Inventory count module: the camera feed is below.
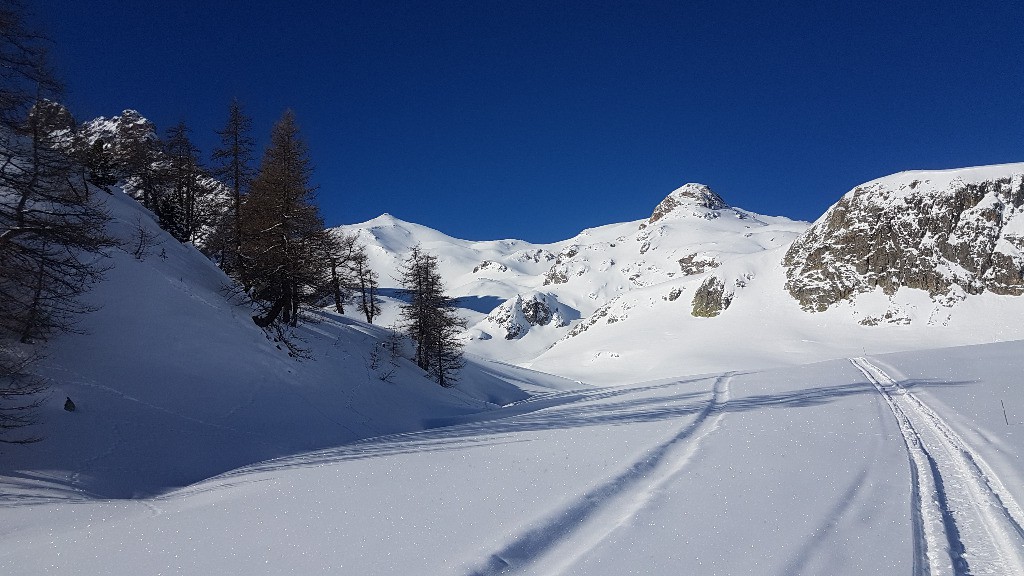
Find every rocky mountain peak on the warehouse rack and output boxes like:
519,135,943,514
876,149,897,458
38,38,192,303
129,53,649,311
79,109,158,151
641,183,728,229
783,163,1024,311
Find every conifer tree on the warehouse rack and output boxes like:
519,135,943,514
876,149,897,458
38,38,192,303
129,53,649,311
80,138,117,188
352,244,382,324
0,19,115,344
326,231,357,314
118,119,167,212
0,102,115,343
399,244,465,386
210,98,254,278
162,121,210,242
323,231,381,323
241,110,330,330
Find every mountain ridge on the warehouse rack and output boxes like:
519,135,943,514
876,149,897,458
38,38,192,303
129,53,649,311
338,161,1024,383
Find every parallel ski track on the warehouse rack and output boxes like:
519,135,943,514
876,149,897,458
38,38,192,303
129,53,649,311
466,373,732,576
852,357,1024,576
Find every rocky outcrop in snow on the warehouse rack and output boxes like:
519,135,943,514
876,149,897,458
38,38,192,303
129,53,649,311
511,248,555,263
472,260,508,274
79,110,158,153
678,253,720,275
691,276,732,317
485,293,570,339
640,183,728,229
784,165,1024,311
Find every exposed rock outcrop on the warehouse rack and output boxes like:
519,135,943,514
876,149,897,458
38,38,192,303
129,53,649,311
485,293,571,340
511,249,555,263
472,260,508,274
691,276,732,317
678,253,720,275
542,265,569,285
784,166,1024,311
640,183,728,229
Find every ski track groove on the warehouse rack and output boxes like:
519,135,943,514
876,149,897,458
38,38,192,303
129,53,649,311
465,373,733,576
852,357,1024,576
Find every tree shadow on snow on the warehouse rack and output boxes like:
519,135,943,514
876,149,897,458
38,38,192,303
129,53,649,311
216,374,975,480
456,295,506,314
0,371,976,503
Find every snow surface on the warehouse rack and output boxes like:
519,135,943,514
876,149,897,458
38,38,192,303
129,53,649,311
0,190,577,500
848,162,1024,208
3,171,1024,574
4,342,1022,574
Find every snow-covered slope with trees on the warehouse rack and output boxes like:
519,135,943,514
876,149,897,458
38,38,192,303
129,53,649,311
0,189,575,499
6,155,1024,575
336,183,808,366
339,166,1024,383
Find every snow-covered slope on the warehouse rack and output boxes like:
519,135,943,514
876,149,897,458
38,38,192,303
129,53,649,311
5,164,1024,575
340,166,1024,384
4,339,1021,574
336,183,806,366
0,190,576,499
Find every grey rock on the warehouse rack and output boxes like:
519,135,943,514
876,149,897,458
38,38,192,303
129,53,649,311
784,172,1024,311
640,183,728,229
678,253,720,275
691,276,732,317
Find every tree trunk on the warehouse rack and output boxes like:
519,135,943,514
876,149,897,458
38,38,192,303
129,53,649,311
331,258,344,314
253,296,287,328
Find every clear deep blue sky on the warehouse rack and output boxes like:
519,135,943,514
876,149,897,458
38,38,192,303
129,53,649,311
35,0,1024,242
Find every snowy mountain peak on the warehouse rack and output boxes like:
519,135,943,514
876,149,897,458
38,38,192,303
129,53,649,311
78,109,158,148
641,183,728,228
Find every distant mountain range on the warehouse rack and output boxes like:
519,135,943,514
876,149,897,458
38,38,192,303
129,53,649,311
337,162,1024,383
74,110,1024,382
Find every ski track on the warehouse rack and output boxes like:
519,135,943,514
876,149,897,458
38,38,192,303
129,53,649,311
852,357,1024,576
465,373,733,576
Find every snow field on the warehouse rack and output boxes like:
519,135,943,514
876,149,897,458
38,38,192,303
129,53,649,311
4,352,974,575
4,169,1024,574
854,356,1024,575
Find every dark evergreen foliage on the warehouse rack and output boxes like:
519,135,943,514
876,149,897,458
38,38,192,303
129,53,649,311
210,99,255,278
398,244,465,387
80,138,117,188
241,110,332,330
162,121,217,243
352,243,382,324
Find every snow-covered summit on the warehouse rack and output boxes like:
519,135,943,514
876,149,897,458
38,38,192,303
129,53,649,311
847,162,1024,207
340,184,807,368
337,163,1024,383
641,183,729,228
78,109,157,148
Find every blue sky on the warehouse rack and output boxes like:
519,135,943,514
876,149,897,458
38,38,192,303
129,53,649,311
37,1,1024,242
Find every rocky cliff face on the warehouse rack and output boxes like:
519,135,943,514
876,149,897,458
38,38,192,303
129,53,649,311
79,110,158,153
784,164,1024,311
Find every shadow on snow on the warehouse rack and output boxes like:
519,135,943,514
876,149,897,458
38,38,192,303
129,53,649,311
0,369,974,505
